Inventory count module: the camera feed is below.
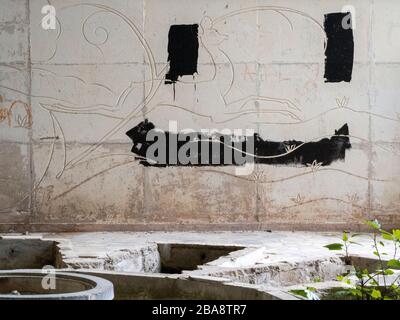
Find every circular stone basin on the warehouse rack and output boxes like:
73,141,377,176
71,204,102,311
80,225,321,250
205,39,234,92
0,270,114,300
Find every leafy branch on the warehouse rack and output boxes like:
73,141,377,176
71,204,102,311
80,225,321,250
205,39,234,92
323,219,400,300
292,220,400,300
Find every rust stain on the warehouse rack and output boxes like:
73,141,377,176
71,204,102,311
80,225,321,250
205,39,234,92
0,94,32,129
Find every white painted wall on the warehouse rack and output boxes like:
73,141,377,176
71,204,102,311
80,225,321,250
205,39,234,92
0,0,399,231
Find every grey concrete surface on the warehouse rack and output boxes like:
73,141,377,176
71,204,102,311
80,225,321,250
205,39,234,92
2,231,397,284
0,270,114,300
0,1,399,231
1,231,398,299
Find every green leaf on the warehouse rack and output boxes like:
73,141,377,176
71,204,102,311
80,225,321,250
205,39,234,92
289,289,308,299
387,259,400,269
289,288,320,300
370,279,379,286
351,233,362,238
379,241,385,246
348,240,361,246
393,230,400,241
370,289,381,299
384,269,394,275
324,243,343,250
333,290,352,298
362,269,370,276
365,219,381,230
350,288,362,297
337,275,352,283
342,232,349,242
381,229,392,236
382,233,394,241
373,251,380,257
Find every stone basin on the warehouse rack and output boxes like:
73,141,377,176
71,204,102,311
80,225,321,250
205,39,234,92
0,270,114,300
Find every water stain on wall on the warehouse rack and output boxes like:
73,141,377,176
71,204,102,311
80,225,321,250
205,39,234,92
324,12,354,83
0,142,30,212
165,24,199,84
126,120,351,167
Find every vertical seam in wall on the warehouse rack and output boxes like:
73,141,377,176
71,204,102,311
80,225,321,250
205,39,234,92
142,0,148,218
367,0,374,221
27,0,33,227
255,1,260,224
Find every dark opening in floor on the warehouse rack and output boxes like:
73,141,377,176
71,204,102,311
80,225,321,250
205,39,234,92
157,243,244,274
0,238,60,270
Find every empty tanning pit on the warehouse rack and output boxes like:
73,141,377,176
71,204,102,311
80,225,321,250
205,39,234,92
0,270,114,300
75,270,279,300
157,243,245,274
0,237,61,270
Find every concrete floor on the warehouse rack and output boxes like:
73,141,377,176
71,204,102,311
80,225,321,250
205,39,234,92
1,231,398,299
41,231,393,266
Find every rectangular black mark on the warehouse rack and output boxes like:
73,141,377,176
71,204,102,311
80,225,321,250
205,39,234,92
165,24,199,84
324,12,354,83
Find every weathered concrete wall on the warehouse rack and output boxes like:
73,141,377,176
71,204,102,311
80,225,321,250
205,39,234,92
0,0,399,231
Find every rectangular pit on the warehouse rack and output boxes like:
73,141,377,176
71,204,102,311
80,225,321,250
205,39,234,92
157,243,244,273
0,237,60,269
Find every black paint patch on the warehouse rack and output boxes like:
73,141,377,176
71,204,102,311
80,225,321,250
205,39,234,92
255,123,351,166
165,24,199,84
125,120,250,167
324,12,354,83
126,120,351,167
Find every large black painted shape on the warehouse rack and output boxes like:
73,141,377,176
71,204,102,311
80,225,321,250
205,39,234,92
126,120,351,167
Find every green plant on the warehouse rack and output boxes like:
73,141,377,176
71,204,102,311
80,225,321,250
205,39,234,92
290,220,400,300
289,287,320,300
323,219,400,300
324,230,361,264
